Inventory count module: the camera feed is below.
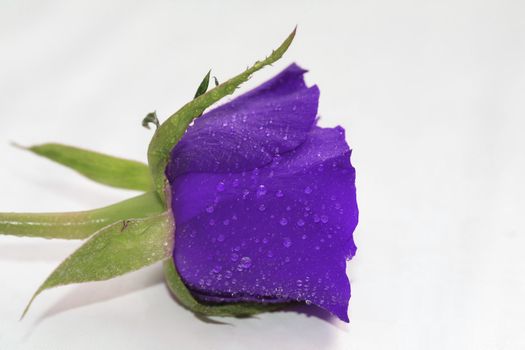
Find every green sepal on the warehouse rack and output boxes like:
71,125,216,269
0,192,163,239
147,27,296,201
20,143,153,191
22,211,174,318
163,259,285,318
142,111,160,130
194,70,211,99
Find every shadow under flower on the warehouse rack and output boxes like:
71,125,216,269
33,265,164,323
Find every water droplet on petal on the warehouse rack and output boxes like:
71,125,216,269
304,186,312,194
231,253,239,262
283,237,292,248
267,250,274,258
216,182,225,192
297,219,305,227
280,218,288,226
223,219,230,226
321,215,329,224
206,205,215,214
305,300,312,305
258,204,266,212
239,256,252,269
275,189,284,198
257,184,267,197
217,234,225,242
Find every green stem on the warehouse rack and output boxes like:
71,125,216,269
0,192,164,239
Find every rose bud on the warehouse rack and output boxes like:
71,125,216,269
0,28,358,323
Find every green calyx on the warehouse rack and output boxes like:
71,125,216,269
22,211,174,319
19,142,155,191
0,28,296,319
147,27,296,201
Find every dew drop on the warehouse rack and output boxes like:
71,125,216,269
283,237,292,248
216,182,225,192
231,253,239,262
206,205,215,214
301,234,308,240
297,219,305,227
217,234,225,242
209,219,216,226
257,184,267,197
313,214,321,223
239,256,252,269
279,218,288,226
258,204,266,212
305,300,312,305
275,189,284,198
304,186,312,194
267,250,274,258
321,215,329,224
223,219,230,226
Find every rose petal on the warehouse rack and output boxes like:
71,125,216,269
166,64,319,179
169,126,358,322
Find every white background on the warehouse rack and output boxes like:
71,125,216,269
1,1,524,349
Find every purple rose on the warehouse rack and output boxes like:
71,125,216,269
1,30,359,323
166,64,358,322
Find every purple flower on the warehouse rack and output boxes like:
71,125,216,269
166,63,358,322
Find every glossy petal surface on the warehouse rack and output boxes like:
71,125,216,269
169,120,358,321
167,64,319,178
